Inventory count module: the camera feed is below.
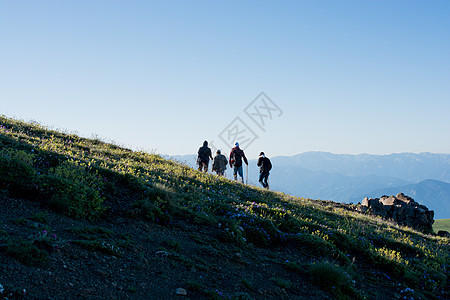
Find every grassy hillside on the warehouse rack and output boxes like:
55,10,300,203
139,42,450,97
434,219,450,233
0,116,448,299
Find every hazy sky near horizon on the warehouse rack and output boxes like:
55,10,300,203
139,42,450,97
1,1,449,159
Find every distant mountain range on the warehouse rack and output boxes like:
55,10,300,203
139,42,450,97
170,152,450,219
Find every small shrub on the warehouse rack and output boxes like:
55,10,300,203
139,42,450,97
132,196,172,224
31,211,49,224
186,280,205,293
118,233,134,248
6,238,48,266
31,229,61,252
242,217,282,247
11,218,28,226
287,233,334,256
271,277,292,289
418,269,447,292
371,248,406,276
241,278,254,290
0,149,35,175
46,161,105,220
213,202,236,217
283,261,305,274
277,214,303,234
189,234,218,246
161,239,181,252
309,262,350,291
217,219,246,246
403,269,420,288
0,149,37,198
72,240,121,256
129,182,183,224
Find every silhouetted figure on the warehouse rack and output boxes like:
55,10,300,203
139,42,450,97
212,149,228,176
229,142,248,183
257,152,272,189
197,140,213,172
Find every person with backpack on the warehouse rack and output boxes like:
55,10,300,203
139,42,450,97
229,142,248,183
197,140,213,173
212,149,228,176
257,151,272,189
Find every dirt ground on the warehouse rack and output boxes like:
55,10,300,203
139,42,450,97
1,195,341,299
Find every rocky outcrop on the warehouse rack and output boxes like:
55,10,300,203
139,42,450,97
357,193,434,232
437,231,450,238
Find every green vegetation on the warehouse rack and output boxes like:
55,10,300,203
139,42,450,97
309,262,360,299
67,226,123,256
434,219,450,233
5,238,48,266
1,213,62,267
0,115,449,299
271,276,293,289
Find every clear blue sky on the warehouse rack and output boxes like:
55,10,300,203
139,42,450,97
1,0,449,159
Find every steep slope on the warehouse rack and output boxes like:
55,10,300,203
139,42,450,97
1,116,449,299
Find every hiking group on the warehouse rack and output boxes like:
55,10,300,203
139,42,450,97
197,141,272,189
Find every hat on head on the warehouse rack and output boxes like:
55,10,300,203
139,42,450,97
259,152,265,156
235,142,239,147
217,149,221,154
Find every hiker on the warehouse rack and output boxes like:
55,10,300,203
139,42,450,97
197,140,213,173
229,142,248,183
257,152,272,189
212,149,228,176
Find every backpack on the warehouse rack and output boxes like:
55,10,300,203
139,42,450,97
263,157,272,173
231,148,243,167
198,146,210,163
213,154,227,171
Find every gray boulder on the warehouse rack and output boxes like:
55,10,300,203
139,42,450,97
437,231,450,238
357,193,434,231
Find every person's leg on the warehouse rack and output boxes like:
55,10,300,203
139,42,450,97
238,166,244,183
199,162,207,172
259,172,265,187
263,173,269,188
233,166,238,180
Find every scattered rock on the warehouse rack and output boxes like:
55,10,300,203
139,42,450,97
437,230,450,238
176,288,187,296
95,269,108,277
357,193,434,231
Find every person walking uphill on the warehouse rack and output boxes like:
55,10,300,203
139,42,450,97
257,152,272,189
197,140,213,173
212,149,228,176
229,142,248,183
